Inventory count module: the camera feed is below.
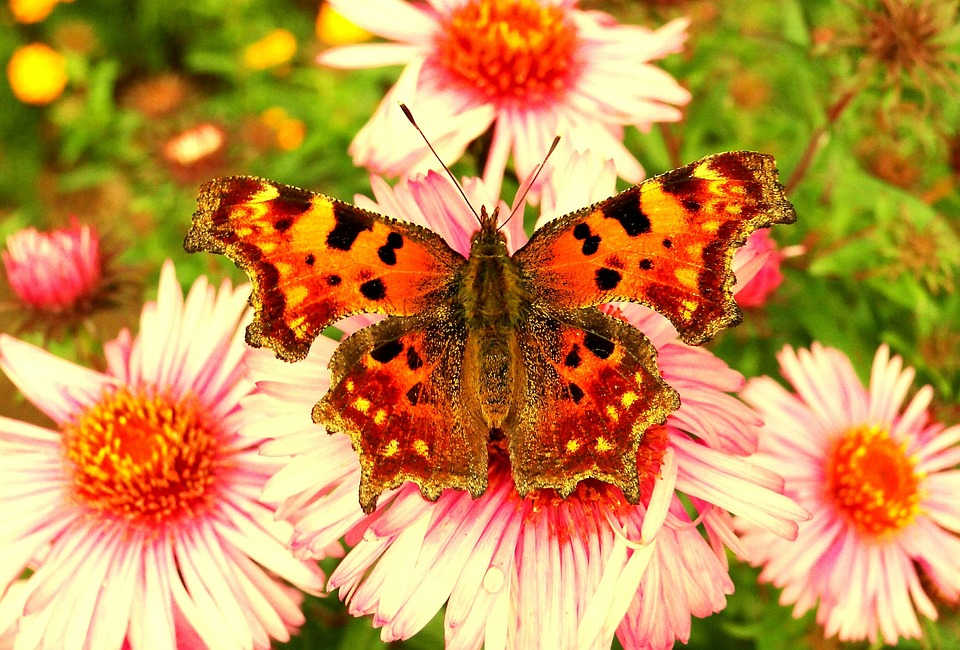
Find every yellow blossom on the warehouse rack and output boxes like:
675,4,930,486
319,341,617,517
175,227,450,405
316,4,372,45
9,0,60,24
7,43,68,105
243,29,297,71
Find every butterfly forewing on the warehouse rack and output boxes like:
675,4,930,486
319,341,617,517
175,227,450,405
515,152,797,345
185,176,465,361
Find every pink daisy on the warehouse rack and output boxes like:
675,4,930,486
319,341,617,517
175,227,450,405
737,343,960,644
0,261,325,649
248,155,807,649
317,0,691,199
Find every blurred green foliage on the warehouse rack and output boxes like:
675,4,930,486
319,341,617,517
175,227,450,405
1,0,959,648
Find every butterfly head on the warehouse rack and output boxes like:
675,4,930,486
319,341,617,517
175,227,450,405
470,205,507,255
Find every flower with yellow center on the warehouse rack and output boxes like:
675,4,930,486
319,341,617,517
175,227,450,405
738,343,960,645
0,261,325,649
317,0,691,200
6,42,68,105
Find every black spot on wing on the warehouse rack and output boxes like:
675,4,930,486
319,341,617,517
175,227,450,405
406,382,421,406
327,204,374,251
595,267,622,291
305,253,315,266
377,246,397,265
573,222,601,256
564,345,581,368
662,239,673,249
568,383,585,404
583,332,614,359
602,191,650,236
327,275,341,286
639,259,653,270
274,217,293,232
376,232,405,266
359,278,386,300
370,339,403,364
406,346,423,370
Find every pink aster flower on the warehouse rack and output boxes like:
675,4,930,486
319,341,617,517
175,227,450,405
247,155,807,649
737,343,960,644
317,0,691,199
0,261,325,649
2,217,102,312
731,229,804,308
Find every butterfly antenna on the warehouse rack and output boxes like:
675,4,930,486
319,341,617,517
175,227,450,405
399,103,481,224
497,135,560,233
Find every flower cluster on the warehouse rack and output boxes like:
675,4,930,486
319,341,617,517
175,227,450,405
2,1,958,649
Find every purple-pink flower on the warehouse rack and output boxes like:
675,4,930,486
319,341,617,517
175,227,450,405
318,0,690,199
2,217,102,313
737,343,960,644
0,261,324,649
246,154,807,649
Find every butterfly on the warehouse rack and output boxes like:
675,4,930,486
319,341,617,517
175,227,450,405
184,152,796,513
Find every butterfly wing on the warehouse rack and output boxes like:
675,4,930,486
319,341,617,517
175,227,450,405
510,308,679,503
514,152,796,345
185,176,465,361
313,312,488,513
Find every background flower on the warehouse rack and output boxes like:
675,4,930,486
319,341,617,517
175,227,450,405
0,262,325,649
317,0,690,199
737,343,960,644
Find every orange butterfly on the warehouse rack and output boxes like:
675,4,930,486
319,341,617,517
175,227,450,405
185,152,796,513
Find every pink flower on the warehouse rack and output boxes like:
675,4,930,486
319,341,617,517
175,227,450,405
732,229,802,308
2,217,102,313
0,261,325,649
248,156,807,649
736,343,960,644
317,0,690,199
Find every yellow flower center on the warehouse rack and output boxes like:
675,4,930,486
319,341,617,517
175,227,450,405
434,0,581,104
825,425,922,537
63,386,222,525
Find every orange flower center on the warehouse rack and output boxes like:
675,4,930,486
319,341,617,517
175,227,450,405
825,425,922,537
63,386,222,525
434,0,581,104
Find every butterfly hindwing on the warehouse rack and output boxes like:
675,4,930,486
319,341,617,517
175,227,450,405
510,308,680,503
516,151,796,345
313,312,488,513
184,176,465,361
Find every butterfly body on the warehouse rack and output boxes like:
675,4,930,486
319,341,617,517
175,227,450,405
185,151,797,513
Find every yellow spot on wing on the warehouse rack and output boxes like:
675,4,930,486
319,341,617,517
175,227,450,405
702,221,720,233
353,397,370,413
621,391,638,407
345,380,355,392
595,436,613,452
286,285,309,308
383,439,399,457
566,439,581,453
413,439,429,456
252,185,280,201
288,315,308,336
674,268,698,287
374,409,386,425
605,405,619,422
